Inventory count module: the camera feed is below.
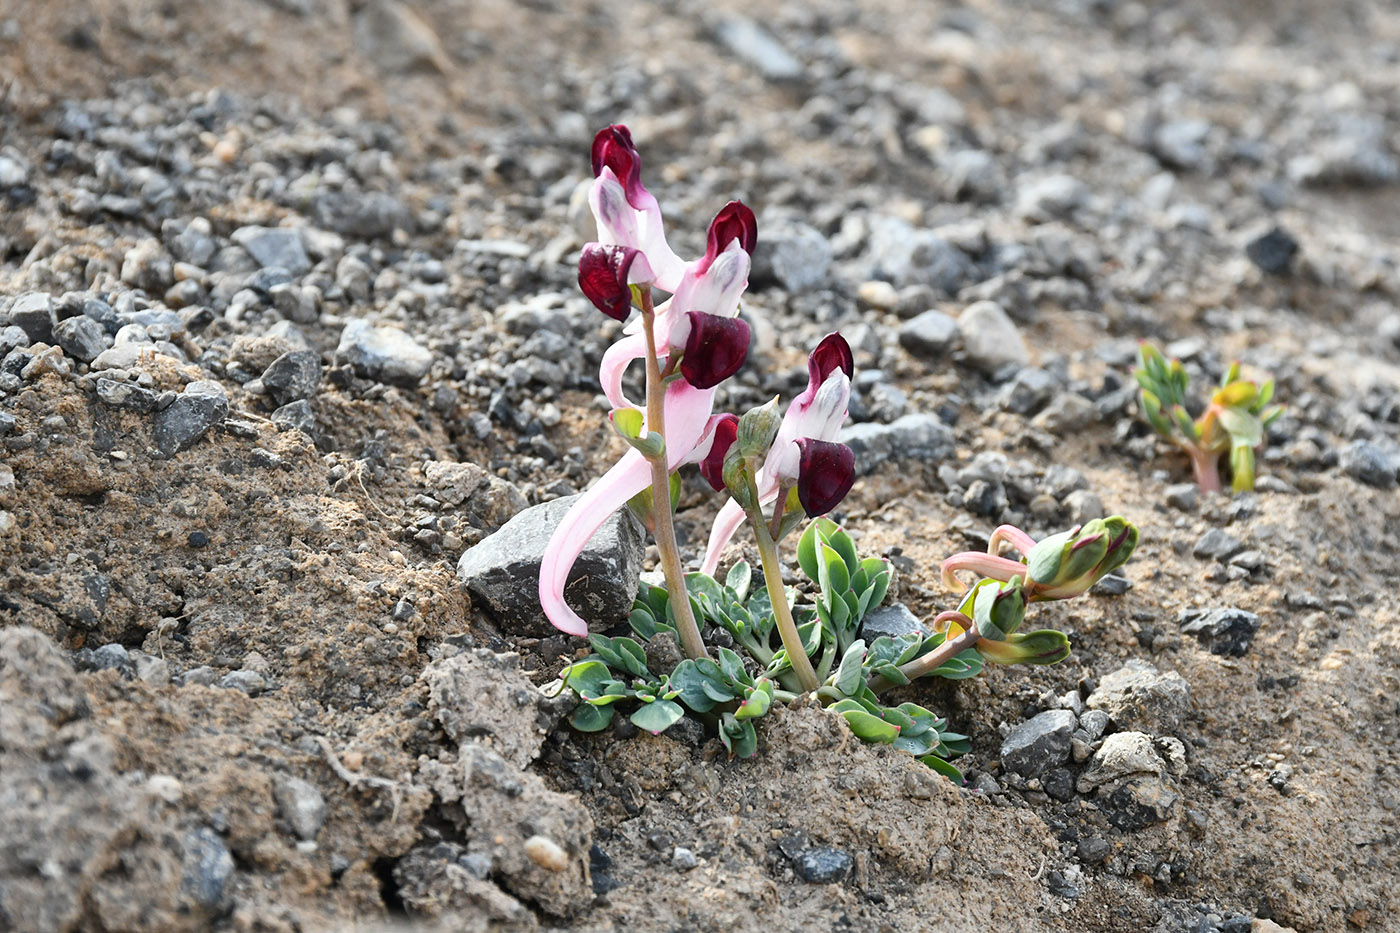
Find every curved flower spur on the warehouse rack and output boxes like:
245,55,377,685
539,125,757,660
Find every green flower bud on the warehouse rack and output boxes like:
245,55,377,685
966,576,1028,641
1025,516,1139,600
735,397,782,460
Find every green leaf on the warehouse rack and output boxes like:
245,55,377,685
734,678,773,720
611,407,645,439
827,526,859,575
1217,406,1262,447
832,640,867,696
978,629,1071,666
724,560,752,603
569,703,615,732
796,520,822,581
630,699,685,734
821,543,851,595
834,704,900,744
720,715,757,758
562,660,613,697
919,754,964,783
669,660,719,713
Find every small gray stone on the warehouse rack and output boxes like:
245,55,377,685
1042,767,1075,802
942,148,1004,202
1338,439,1399,489
153,380,228,455
7,292,55,344
1178,607,1261,657
751,221,831,292
0,324,29,354
1103,778,1180,831
95,378,158,413
1192,527,1244,562
898,310,959,359
1063,489,1104,525
1164,483,1198,511
179,665,217,687
1152,119,1211,170
958,301,1029,374
456,495,645,636
998,368,1059,415
133,653,170,685
1245,227,1299,275
841,413,955,475
53,315,110,362
1076,732,1165,794
858,603,924,642
671,847,699,871
272,399,316,436
262,350,321,406
336,319,433,387
1015,174,1089,222
712,14,803,81
1087,660,1191,735
1076,836,1110,863
793,847,853,884
232,226,311,276
89,643,133,678
866,217,974,294
1000,708,1077,777
274,777,327,841
1031,393,1095,434
181,828,234,915
218,670,266,696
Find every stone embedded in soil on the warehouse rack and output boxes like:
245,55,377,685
53,315,110,362
231,225,311,276
87,643,134,679
424,649,563,769
1000,708,1077,777
7,292,56,344
1086,659,1190,736
455,494,644,636
153,380,229,455
1245,226,1299,274
1103,778,1180,831
1178,606,1261,657
1165,483,1199,511
422,460,528,531
1076,836,1110,864
793,846,853,884
859,603,925,641
750,220,831,292
1192,527,1245,562
841,413,955,475
998,367,1059,415
898,309,960,359
96,377,159,413
273,777,327,841
261,349,322,406
272,399,316,436
335,319,434,387
181,827,235,915
1076,731,1165,794
958,300,1029,374
218,669,267,696
1338,439,1400,489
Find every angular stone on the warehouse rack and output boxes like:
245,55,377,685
274,778,327,841
1178,606,1261,657
1087,660,1190,735
1192,527,1244,561
153,381,229,455
858,603,924,642
7,293,55,344
751,221,831,292
231,226,311,276
456,495,645,636
958,300,1029,374
793,847,853,884
261,350,321,406
1076,731,1164,794
898,310,959,360
336,319,433,387
53,315,110,363
841,414,955,475
1000,709,1076,777
1102,778,1179,831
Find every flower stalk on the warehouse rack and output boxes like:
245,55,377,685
749,502,820,692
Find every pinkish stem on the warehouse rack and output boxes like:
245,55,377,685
987,525,1037,558
940,552,1032,593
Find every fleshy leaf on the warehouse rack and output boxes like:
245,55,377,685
630,699,685,734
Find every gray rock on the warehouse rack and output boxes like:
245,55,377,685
1087,660,1191,735
1245,227,1298,274
1063,489,1104,525
1338,439,1399,488
1042,766,1075,801
231,226,311,276
1103,778,1180,831
1077,836,1110,863
1031,393,1095,434
841,413,956,475
88,643,134,678
153,381,228,455
1000,709,1076,777
261,350,321,406
179,665,218,687
8,293,55,344
793,846,853,884
1152,119,1211,170
120,238,174,293
1192,527,1244,561
1076,732,1164,794
1178,607,1261,657
671,847,699,871
958,300,1029,373
272,399,316,436
998,367,1059,415
352,0,451,74
1288,114,1399,187
181,827,234,915
751,221,831,292
274,778,327,841
133,653,170,685
866,217,974,294
336,319,433,387
95,378,158,413
898,310,959,359
0,324,29,354
218,670,267,696
859,603,924,642
1164,483,1198,511
942,148,1004,202
712,15,803,81
456,495,645,636
316,191,410,239
53,315,110,362
1015,174,1089,222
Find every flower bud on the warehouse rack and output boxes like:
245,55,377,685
679,311,750,389
736,398,782,460
590,124,646,206
967,576,1028,640
1025,516,1138,599
578,243,652,321
976,629,1071,666
795,438,855,517
699,414,739,492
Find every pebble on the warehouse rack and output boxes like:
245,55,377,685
1087,660,1191,735
153,380,229,455
866,217,974,294
1015,174,1089,222
998,367,1058,415
958,301,1029,374
95,378,159,413
1192,527,1244,562
1338,439,1399,489
218,669,267,696
1178,607,1261,657
898,310,959,360
7,292,56,344
1164,483,1198,511
1076,836,1110,864
523,835,569,872
335,319,433,387
232,225,312,276
751,221,831,292
1076,732,1165,793
261,350,322,405
856,280,899,311
273,399,316,435
274,777,328,841
841,413,956,475
1063,488,1104,524
133,652,170,685
180,665,217,687
671,847,699,871
1031,393,1095,434
793,846,853,884
53,315,111,362
88,643,134,678
711,14,803,81
181,828,234,915
858,603,924,642
1000,708,1077,777
1245,227,1299,274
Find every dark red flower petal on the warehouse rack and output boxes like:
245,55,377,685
680,312,750,389
700,201,758,273
590,124,645,207
807,332,854,389
795,438,855,517
699,414,739,492
578,243,642,321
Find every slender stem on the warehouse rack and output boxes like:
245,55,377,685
1188,446,1222,494
987,525,1037,558
940,552,1033,593
868,628,980,694
751,514,820,693
640,291,708,662
767,482,790,541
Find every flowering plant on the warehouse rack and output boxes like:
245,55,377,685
541,125,1140,779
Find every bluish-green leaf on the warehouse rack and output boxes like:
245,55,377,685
562,660,613,696
796,520,822,582
724,560,752,603
569,703,614,732
833,640,867,696
630,699,685,734
920,754,964,783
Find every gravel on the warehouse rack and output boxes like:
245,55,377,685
335,320,434,387
958,301,1029,374
153,380,229,455
898,310,960,359
1000,709,1077,777
1178,607,1261,657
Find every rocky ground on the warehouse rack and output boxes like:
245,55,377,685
2,0,1399,930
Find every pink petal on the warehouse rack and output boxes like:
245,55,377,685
599,331,649,411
